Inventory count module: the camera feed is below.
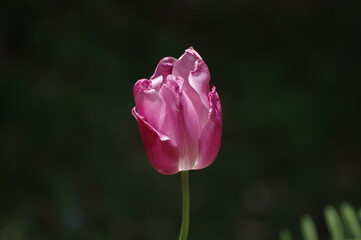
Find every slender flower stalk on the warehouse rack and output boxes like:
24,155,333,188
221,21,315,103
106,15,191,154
179,171,190,240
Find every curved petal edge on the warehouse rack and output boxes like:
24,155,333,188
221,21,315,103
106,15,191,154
194,87,222,170
132,107,180,175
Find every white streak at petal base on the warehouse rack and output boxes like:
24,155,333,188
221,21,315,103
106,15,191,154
178,156,200,171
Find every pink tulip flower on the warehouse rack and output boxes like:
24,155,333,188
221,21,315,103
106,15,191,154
132,47,222,175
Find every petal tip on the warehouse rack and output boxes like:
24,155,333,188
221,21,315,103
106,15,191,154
133,79,152,92
185,47,202,60
151,57,176,80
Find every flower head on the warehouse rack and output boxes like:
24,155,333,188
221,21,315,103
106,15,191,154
132,47,222,175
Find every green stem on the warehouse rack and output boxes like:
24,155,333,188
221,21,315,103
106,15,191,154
179,171,190,240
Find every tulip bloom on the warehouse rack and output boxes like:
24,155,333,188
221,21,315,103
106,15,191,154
132,47,222,175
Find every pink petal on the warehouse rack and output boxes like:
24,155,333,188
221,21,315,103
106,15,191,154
150,57,176,89
173,47,209,125
193,87,222,170
172,47,201,82
132,108,180,175
160,75,201,171
158,76,182,145
133,79,165,131
177,85,202,171
187,60,210,123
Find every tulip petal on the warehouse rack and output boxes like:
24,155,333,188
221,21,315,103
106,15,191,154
173,47,209,125
159,75,201,171
194,87,222,170
177,85,202,171
150,57,175,89
189,60,211,108
133,79,165,131
172,47,201,81
158,76,182,144
132,108,180,175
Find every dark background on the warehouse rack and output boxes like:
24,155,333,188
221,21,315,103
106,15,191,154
1,0,361,239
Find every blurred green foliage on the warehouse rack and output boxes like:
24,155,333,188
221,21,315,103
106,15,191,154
1,0,361,239
281,203,361,240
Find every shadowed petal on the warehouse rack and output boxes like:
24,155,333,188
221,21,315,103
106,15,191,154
132,108,180,175
194,87,222,170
